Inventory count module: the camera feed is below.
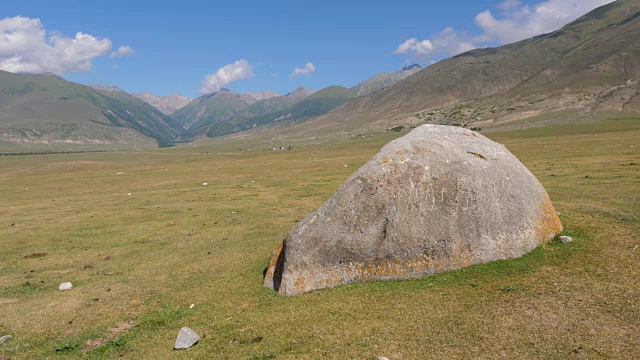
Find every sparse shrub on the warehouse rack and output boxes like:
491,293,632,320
54,341,78,352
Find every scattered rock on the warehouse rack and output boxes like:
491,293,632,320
559,236,573,244
116,172,125,175
58,282,73,291
104,256,111,261
377,357,390,360
264,125,563,296
189,304,195,309
174,327,200,349
202,183,208,186
0,335,12,345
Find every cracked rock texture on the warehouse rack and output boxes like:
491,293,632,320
264,125,562,296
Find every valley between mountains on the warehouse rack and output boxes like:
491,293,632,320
1,1,638,151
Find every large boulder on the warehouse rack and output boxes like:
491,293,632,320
264,125,562,296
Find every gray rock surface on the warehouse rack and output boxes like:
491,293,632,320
264,125,562,296
133,92,193,115
0,335,12,345
174,327,199,349
559,236,573,243
58,282,73,291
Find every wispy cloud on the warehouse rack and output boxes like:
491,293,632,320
393,0,615,63
290,62,316,77
110,45,134,59
200,59,253,94
0,16,113,74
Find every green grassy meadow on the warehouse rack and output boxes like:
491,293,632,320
0,119,638,359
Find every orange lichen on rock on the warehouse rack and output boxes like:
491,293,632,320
280,245,482,295
535,195,564,242
263,238,284,289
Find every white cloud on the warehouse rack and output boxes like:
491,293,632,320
393,38,434,56
290,62,316,77
394,0,615,63
0,16,113,74
475,0,615,43
110,45,134,59
393,28,476,62
200,59,253,94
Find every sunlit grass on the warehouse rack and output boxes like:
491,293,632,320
0,119,638,358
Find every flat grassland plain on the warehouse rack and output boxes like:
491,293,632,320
1,119,638,359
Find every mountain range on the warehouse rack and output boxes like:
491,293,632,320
253,0,639,141
0,0,638,148
133,93,193,115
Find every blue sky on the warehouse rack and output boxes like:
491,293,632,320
0,0,614,98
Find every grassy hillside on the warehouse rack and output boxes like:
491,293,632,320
233,87,314,120
0,118,637,358
206,86,356,137
0,71,185,147
298,0,640,136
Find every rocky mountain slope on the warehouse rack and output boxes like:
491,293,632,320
133,92,193,115
245,91,280,101
351,64,421,97
0,71,185,146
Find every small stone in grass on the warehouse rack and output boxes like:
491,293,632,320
58,282,73,291
174,327,200,349
0,335,12,345
559,236,573,244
